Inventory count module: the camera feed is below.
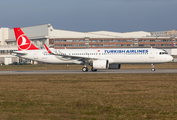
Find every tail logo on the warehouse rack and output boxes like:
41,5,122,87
17,34,31,50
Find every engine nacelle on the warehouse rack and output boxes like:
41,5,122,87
93,60,109,69
108,64,121,69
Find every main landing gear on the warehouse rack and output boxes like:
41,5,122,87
82,64,98,72
82,67,97,72
82,67,88,72
151,64,155,71
82,67,98,72
82,64,89,72
91,67,97,72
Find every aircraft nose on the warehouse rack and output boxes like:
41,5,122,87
167,55,173,62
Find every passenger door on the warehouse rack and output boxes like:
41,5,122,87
149,49,154,58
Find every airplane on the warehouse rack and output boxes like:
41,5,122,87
12,28,173,72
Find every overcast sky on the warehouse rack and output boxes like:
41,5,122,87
0,0,177,32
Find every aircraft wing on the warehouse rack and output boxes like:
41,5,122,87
57,54,95,61
44,44,99,61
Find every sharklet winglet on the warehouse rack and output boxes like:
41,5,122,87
44,44,52,54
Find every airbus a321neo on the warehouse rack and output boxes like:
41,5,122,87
12,28,173,72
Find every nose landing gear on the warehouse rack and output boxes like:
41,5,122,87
151,64,155,71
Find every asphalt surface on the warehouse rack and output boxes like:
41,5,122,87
0,69,177,75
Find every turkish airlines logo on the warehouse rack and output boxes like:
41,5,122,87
17,34,31,50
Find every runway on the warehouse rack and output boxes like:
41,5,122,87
0,69,177,75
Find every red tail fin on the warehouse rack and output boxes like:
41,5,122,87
14,28,39,51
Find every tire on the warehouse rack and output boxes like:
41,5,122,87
91,67,97,72
82,67,88,72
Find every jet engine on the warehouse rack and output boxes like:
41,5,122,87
92,60,109,69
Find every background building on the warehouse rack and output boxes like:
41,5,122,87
0,23,177,65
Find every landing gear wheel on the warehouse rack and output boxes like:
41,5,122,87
82,67,88,72
151,64,155,72
91,67,97,72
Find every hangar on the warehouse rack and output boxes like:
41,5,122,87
0,23,177,65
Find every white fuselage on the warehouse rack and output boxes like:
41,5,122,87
13,48,173,65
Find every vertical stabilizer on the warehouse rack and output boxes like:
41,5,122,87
14,28,39,51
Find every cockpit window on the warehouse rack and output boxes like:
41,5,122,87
164,50,168,54
163,50,168,54
159,50,168,55
162,52,165,54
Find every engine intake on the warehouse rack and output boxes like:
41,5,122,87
93,60,109,69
